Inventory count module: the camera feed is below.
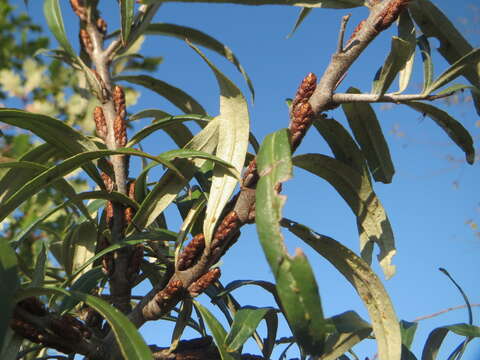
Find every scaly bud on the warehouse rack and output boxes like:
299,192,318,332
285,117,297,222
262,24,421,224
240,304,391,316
113,86,127,147
94,106,107,140
79,28,93,55
288,73,317,150
177,234,205,271
188,268,221,297
96,17,107,35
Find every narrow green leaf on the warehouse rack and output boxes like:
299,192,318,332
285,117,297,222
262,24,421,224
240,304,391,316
426,48,480,94
188,43,250,246
293,153,396,279
0,143,56,203
372,37,411,96
0,160,92,221
43,0,75,58
281,220,401,360
129,119,219,231
404,102,475,164
0,148,180,224
9,191,135,248
439,268,473,325
225,307,276,352
63,221,97,276
313,117,369,177
128,114,211,147
396,11,416,94
142,0,364,8
322,312,372,360
216,280,279,308
62,238,147,288
60,267,105,312
256,129,326,355
15,287,153,360
0,109,103,186
409,0,480,89
342,87,395,183
436,84,473,96
31,244,47,288
116,75,206,115
400,320,418,351
121,0,135,46
417,35,434,93
421,327,452,360
146,23,255,101
287,8,312,38
119,4,162,55
193,300,237,360
0,331,24,360
170,299,193,351
0,240,19,349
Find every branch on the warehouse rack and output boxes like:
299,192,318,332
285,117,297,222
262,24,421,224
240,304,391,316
308,0,411,115
79,1,134,315
331,90,458,104
119,0,412,336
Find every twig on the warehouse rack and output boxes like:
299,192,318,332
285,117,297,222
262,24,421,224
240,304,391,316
331,90,458,104
337,14,351,54
412,303,480,322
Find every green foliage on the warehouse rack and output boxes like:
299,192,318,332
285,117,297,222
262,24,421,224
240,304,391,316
0,0,478,359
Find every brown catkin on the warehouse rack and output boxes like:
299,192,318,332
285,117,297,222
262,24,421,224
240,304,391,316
289,73,317,150
94,106,107,140
124,180,136,224
96,17,107,35
79,28,93,55
375,0,411,31
69,0,87,21
177,233,206,271
188,268,221,297
113,86,127,147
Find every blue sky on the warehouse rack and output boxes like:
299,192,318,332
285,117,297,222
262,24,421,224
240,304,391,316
11,0,480,358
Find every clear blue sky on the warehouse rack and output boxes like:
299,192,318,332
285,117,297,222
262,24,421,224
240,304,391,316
11,0,480,358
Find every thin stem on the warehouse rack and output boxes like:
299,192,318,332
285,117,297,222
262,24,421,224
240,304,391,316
337,14,351,54
412,303,480,322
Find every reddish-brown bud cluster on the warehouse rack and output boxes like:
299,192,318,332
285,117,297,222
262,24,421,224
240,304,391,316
188,268,221,297
177,234,206,271
124,180,136,224
79,28,93,55
126,244,143,281
291,72,317,111
96,17,107,35
10,318,42,344
113,85,127,147
98,235,114,276
151,280,184,316
69,0,87,21
211,211,241,259
375,0,411,31
80,304,103,330
346,19,366,46
289,73,317,150
50,314,92,341
94,106,107,140
242,159,259,188
101,171,114,193
11,300,91,354
16,297,47,317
